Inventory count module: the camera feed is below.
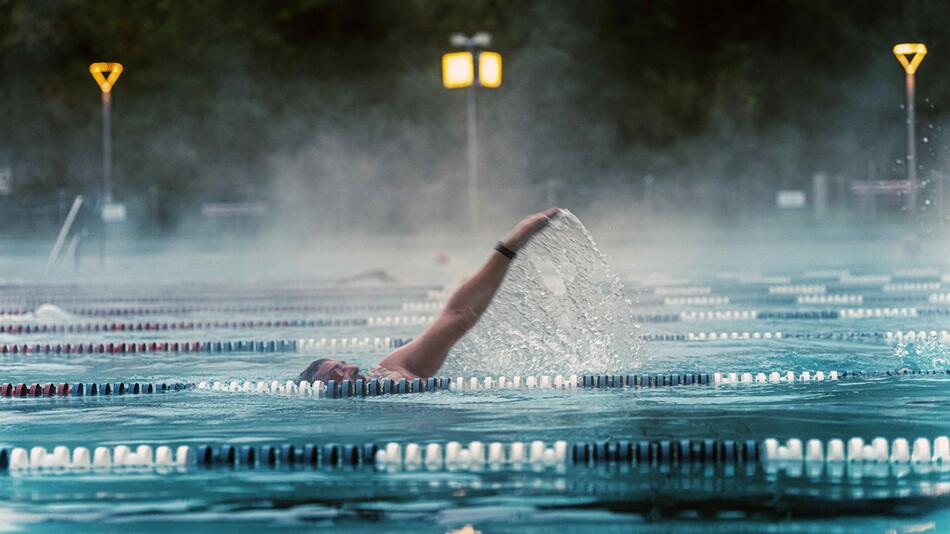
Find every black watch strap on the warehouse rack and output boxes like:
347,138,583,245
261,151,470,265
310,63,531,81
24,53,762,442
494,242,516,260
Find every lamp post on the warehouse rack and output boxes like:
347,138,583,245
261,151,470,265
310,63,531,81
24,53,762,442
892,44,926,214
89,62,123,204
442,33,501,230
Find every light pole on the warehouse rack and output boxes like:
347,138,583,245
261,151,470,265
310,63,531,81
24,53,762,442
892,43,927,214
89,62,123,204
442,33,501,230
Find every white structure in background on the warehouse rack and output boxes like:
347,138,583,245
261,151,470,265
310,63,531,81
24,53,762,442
776,190,806,209
101,202,127,223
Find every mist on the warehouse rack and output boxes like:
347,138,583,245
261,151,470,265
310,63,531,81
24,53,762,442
1,0,950,283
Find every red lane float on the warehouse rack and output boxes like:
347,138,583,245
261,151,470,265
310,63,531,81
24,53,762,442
0,381,191,398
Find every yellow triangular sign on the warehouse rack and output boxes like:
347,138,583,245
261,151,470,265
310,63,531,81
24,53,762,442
893,43,926,74
89,62,124,93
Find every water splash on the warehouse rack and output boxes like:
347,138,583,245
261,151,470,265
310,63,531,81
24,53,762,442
893,340,950,369
0,304,74,323
450,210,644,376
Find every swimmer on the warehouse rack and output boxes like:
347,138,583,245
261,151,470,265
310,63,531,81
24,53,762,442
296,208,560,383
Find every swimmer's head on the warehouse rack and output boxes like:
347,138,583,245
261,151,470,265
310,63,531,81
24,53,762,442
296,358,363,384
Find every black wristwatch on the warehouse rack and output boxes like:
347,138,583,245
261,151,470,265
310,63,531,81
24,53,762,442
494,242,516,260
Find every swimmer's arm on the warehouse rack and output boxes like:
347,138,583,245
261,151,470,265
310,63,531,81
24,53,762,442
376,253,511,378
377,208,559,378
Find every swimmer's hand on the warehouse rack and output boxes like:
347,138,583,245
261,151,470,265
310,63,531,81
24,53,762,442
502,208,560,251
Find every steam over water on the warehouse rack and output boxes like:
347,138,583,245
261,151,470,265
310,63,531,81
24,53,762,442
451,210,643,376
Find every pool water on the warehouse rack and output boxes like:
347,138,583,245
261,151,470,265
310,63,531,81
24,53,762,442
2,250,950,531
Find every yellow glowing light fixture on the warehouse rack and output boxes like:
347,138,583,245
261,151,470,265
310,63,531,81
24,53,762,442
478,51,502,88
89,62,124,93
442,51,502,89
893,43,927,74
442,52,474,89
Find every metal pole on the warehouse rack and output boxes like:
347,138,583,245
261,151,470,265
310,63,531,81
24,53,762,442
936,170,944,223
46,195,84,270
906,71,916,214
466,81,479,230
102,91,112,204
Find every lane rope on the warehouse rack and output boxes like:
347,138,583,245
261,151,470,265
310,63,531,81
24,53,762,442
0,285,441,303
0,303,412,316
0,337,414,355
0,382,190,397
194,370,948,398
2,436,946,475
6,370,945,401
637,307,931,322
0,339,298,355
0,315,434,335
642,329,950,344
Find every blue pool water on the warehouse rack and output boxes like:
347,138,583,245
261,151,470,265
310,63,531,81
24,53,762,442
2,232,950,532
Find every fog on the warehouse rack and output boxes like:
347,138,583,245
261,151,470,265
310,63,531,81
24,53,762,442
2,1,950,283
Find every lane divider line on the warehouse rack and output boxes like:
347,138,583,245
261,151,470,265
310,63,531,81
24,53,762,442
664,296,730,306
0,337,414,355
195,370,948,398
0,303,410,316
769,285,826,295
0,287,440,305
642,329,950,344
5,370,944,401
297,337,411,351
0,316,434,335
652,286,713,296
798,295,863,304
0,382,191,397
2,437,946,474
638,307,926,322
884,283,941,292
633,279,944,295
0,339,299,355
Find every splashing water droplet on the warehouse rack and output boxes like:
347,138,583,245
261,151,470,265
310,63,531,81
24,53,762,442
894,339,950,369
451,210,644,376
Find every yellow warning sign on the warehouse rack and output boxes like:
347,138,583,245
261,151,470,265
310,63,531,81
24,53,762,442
89,62,124,93
893,43,927,74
